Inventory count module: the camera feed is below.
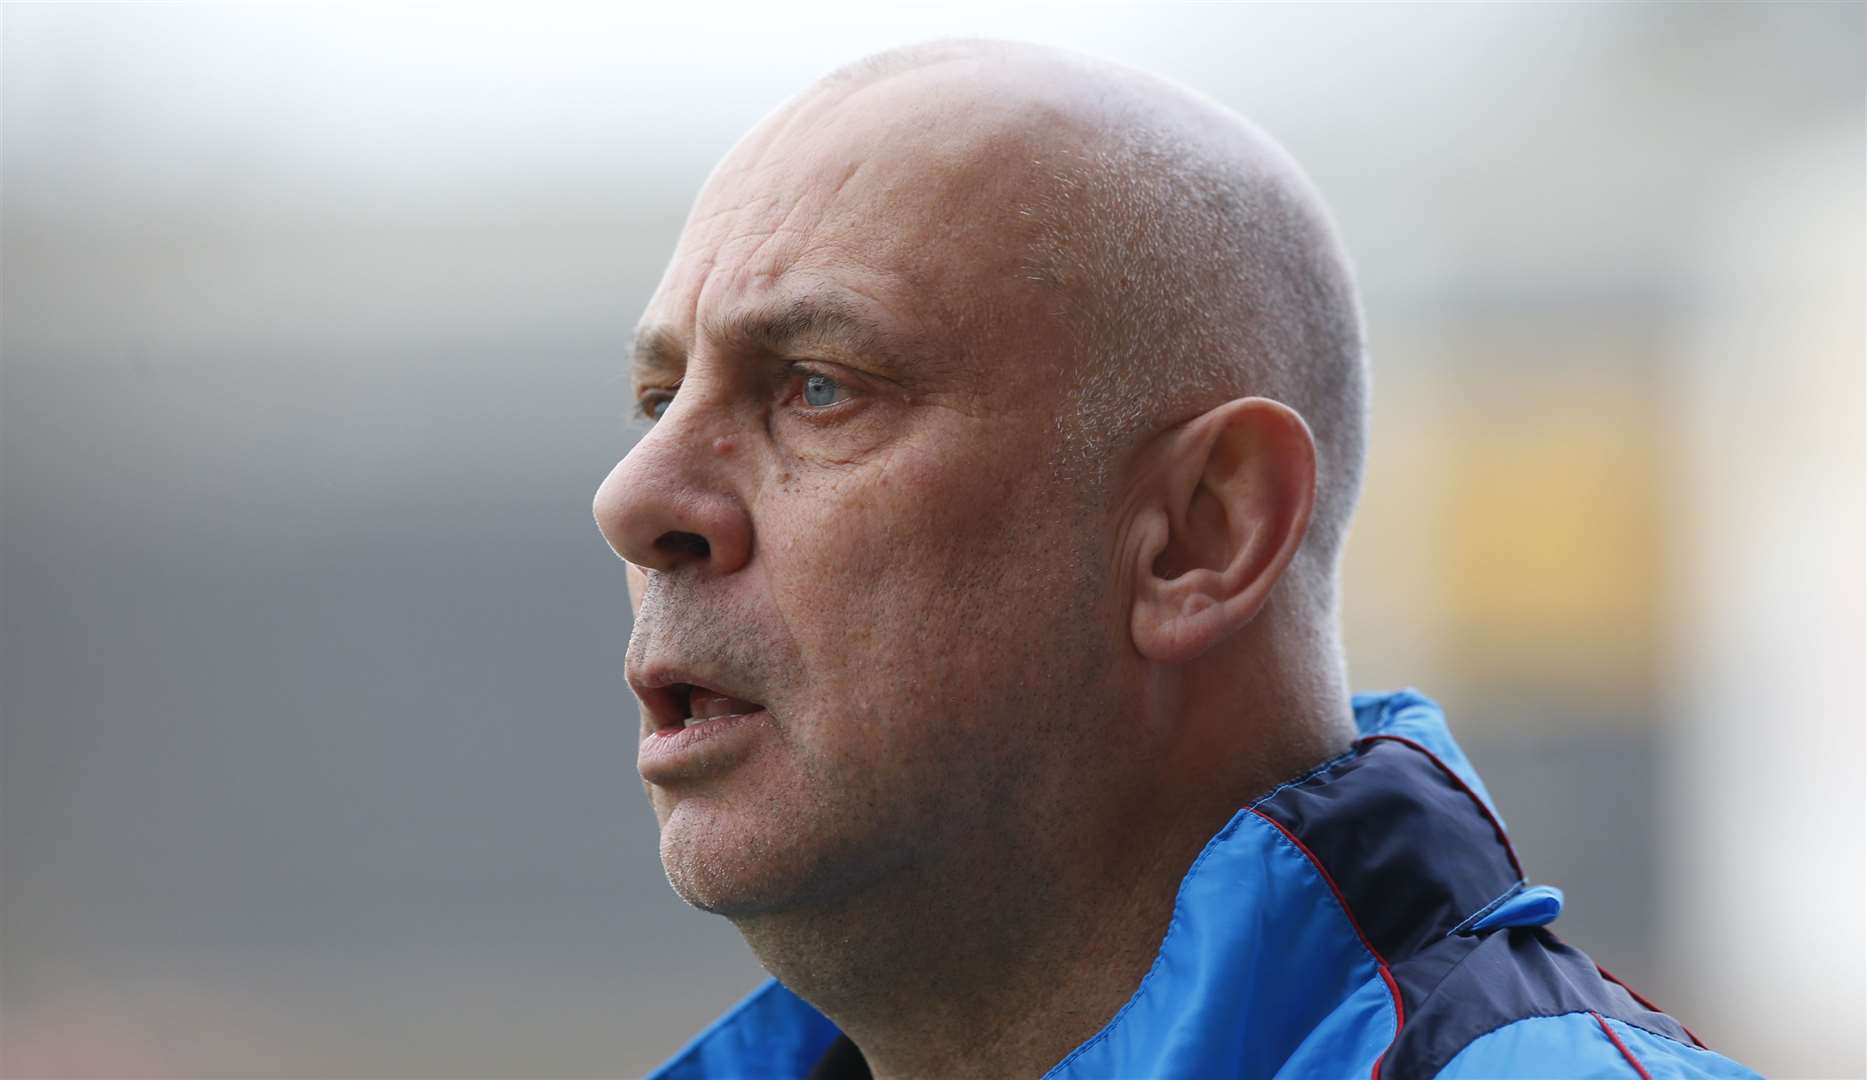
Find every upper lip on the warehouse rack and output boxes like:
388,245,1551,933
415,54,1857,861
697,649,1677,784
627,663,765,732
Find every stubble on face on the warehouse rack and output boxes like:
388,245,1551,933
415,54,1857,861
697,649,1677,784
619,66,1134,933
633,445,1117,920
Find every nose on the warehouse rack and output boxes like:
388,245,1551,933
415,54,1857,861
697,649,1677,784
593,404,753,577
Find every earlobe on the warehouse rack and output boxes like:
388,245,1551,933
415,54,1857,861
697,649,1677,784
1129,398,1317,664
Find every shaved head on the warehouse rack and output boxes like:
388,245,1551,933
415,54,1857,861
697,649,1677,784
592,40,1752,1080
811,39,1368,604
598,38,1371,1078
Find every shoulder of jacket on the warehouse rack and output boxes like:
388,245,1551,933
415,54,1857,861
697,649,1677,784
1433,1011,1763,1080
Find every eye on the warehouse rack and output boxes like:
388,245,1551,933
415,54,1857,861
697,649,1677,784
800,372,847,408
637,387,677,421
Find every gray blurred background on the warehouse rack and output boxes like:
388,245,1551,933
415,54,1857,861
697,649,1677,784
3,4,1862,1078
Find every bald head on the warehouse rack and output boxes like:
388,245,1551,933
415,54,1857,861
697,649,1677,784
601,45,1370,1067
805,40,1369,598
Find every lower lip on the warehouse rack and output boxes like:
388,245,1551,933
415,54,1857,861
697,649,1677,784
637,709,767,783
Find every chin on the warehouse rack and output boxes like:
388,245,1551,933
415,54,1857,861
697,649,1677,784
656,798,809,917
656,792,890,920
661,861,752,916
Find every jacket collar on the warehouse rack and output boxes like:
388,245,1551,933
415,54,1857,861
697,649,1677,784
647,691,1514,1080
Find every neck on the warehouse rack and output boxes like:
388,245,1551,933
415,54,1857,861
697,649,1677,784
732,665,1354,1080
735,771,1219,1080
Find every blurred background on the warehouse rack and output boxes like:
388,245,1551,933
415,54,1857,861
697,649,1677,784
3,4,1861,1077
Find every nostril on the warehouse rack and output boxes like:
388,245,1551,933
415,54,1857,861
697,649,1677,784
655,531,711,560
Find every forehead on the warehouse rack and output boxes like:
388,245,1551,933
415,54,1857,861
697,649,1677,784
639,71,1075,369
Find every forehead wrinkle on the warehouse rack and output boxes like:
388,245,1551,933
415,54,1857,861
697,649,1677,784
695,291,963,390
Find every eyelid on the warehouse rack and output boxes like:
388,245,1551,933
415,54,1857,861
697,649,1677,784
632,363,866,424
634,378,681,421
786,355,906,391
781,361,859,416
783,360,849,393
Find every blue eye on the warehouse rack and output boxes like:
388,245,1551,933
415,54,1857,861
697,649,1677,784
638,389,676,421
801,373,844,407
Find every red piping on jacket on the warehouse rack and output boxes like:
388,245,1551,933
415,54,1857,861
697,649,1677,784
1247,807,1406,1080
1592,1010,1655,1080
1362,734,1712,1058
1596,963,1707,1048
1356,734,1525,879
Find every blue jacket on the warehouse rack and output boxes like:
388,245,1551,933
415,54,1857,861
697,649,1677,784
648,691,1760,1079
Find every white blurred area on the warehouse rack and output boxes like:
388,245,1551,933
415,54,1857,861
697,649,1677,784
1669,125,1866,1078
2,5,1861,1078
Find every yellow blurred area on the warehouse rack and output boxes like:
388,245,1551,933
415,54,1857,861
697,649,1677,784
1448,378,1663,684
1348,359,1668,719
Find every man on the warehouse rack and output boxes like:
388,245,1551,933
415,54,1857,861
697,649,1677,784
593,39,1757,1080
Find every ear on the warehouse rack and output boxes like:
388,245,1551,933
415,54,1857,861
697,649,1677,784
1128,397,1318,664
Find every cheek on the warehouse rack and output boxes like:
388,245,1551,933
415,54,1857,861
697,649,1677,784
756,442,1060,719
761,444,1001,614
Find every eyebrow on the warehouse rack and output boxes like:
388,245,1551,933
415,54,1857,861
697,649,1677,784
631,293,950,388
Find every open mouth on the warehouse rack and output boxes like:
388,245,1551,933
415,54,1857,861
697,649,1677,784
654,682,766,732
